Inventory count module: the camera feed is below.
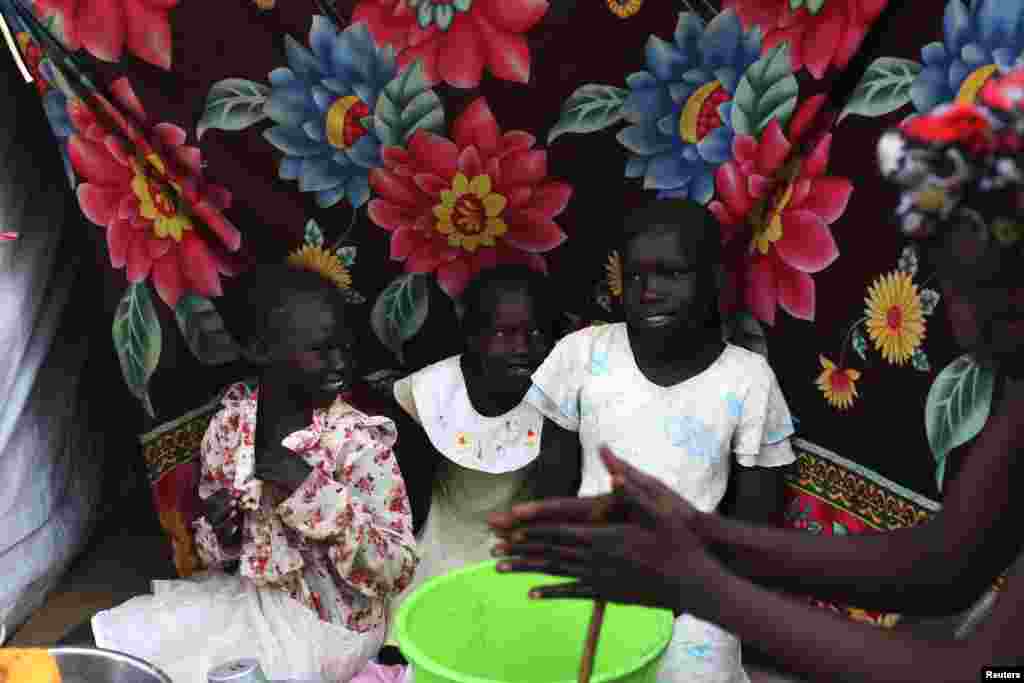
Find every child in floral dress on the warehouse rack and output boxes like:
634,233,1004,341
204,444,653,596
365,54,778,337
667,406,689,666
91,265,419,683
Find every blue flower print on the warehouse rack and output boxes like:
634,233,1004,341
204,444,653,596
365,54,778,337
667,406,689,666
765,417,795,444
561,396,580,423
686,643,712,659
618,10,762,204
263,18,398,208
911,0,1024,113
589,349,610,376
724,392,743,421
42,84,76,189
665,416,718,464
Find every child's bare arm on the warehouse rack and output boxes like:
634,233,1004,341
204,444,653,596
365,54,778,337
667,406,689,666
529,419,582,501
724,465,785,526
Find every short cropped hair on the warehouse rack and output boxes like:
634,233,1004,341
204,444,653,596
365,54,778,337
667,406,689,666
619,199,722,267
457,265,559,342
216,263,342,349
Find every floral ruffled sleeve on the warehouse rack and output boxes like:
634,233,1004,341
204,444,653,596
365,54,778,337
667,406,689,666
193,384,257,568
276,406,419,601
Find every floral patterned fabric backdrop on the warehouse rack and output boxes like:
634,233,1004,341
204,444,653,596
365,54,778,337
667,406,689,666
1,0,1006,498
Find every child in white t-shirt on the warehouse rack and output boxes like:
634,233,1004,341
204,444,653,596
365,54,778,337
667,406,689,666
524,200,796,683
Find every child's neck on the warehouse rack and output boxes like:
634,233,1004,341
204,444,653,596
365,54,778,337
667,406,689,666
460,356,522,418
629,324,725,388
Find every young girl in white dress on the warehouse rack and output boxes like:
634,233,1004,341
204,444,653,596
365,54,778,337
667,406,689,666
91,264,419,683
377,266,580,662
523,200,797,683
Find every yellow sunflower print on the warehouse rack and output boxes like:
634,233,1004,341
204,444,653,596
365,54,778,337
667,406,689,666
288,244,353,291
605,250,623,298
607,0,642,18
864,271,926,366
816,355,861,411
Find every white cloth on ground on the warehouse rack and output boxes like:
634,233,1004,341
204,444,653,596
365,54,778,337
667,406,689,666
92,571,384,683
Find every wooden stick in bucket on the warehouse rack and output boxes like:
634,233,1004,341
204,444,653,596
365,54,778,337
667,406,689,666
579,600,607,683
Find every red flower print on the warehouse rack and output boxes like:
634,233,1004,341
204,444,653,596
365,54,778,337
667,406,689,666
352,0,548,88
67,79,241,308
710,99,852,325
15,33,49,96
724,0,887,79
33,0,178,69
350,567,373,588
355,475,376,495
388,495,408,514
368,98,572,297
900,103,996,153
336,504,356,529
982,69,1024,113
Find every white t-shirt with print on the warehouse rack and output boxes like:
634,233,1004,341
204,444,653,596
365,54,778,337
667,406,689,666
525,323,796,683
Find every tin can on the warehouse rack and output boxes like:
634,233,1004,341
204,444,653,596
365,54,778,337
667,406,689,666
207,659,270,683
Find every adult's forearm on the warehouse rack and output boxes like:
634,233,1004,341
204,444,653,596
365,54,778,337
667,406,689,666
694,561,984,683
697,513,976,614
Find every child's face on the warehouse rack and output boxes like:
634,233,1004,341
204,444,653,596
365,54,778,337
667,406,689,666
621,228,714,337
266,291,357,402
467,288,551,398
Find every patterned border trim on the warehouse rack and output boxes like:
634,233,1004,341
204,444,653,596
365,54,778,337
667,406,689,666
142,411,217,483
793,438,942,512
141,379,258,483
139,394,222,445
788,440,939,531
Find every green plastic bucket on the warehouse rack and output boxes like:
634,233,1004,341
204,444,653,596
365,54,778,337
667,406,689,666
394,560,674,683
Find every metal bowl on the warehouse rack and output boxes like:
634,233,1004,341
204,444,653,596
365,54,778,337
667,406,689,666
49,647,173,683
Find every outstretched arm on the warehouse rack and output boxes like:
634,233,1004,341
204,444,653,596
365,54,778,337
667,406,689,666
698,382,1024,614
684,549,1022,683
492,446,1024,683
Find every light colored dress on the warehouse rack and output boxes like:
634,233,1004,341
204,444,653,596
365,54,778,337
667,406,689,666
92,384,419,682
388,356,547,633
526,323,796,683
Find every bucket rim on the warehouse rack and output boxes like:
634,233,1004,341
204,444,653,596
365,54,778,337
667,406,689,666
394,560,674,683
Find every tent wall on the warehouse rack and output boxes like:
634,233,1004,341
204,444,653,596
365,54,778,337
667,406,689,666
0,53,104,638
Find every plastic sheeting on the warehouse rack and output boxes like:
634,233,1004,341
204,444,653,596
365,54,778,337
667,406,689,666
0,53,102,637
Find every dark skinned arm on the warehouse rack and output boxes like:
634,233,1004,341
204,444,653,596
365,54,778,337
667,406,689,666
528,419,583,501
723,464,786,526
697,379,1024,616
389,405,440,536
253,382,313,494
683,548,1023,683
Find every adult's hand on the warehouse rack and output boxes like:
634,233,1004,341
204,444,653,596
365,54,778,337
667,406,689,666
491,447,717,615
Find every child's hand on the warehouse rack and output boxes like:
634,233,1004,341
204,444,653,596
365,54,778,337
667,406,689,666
254,446,313,492
203,489,241,547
